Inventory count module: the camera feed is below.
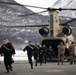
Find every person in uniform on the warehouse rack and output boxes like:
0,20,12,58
48,46,53,62
33,41,40,66
23,41,34,69
57,42,65,65
43,45,48,64
0,47,1,65
69,42,76,64
39,44,44,66
75,43,76,64
1,39,15,73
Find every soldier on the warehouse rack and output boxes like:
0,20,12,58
43,45,48,64
0,47,1,65
1,39,15,73
39,44,44,66
48,46,53,62
23,41,34,69
69,42,76,64
33,41,40,66
57,42,65,65
75,43,76,56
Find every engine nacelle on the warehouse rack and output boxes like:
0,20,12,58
39,27,49,36
62,26,72,36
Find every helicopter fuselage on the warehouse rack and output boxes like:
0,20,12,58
39,10,74,59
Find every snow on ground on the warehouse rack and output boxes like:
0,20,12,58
0,50,34,61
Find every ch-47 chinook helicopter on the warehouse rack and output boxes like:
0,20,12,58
39,9,74,57
0,2,76,58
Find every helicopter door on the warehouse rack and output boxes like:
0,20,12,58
42,39,64,57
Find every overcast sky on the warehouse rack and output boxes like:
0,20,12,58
15,0,57,12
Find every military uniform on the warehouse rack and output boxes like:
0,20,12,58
23,45,34,69
48,47,53,62
0,48,1,64
0,48,1,54
57,43,65,65
1,42,15,73
69,42,76,64
39,46,44,65
43,47,48,64
33,45,39,66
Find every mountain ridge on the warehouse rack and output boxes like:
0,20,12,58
52,0,76,17
0,0,48,46
0,0,76,49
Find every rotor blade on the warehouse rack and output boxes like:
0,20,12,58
59,16,73,19
71,25,76,27
0,24,49,28
59,8,76,11
47,8,76,11
61,18,76,26
66,24,76,27
0,2,47,9
1,2,76,10
19,10,48,16
0,2,47,17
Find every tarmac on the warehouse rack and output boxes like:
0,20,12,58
0,61,76,75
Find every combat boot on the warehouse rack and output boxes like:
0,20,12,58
6,69,10,73
58,61,60,65
9,66,13,71
40,62,42,66
62,62,63,65
31,63,33,69
35,63,37,66
58,63,59,65
74,60,75,64
70,61,73,65
61,61,63,65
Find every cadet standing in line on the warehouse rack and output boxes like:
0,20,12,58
48,46,53,62
23,41,34,69
39,44,44,66
1,39,15,73
57,42,65,65
69,42,76,64
43,45,48,64
33,41,40,66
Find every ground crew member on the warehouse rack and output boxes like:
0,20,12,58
1,39,15,73
33,41,40,66
69,42,76,64
43,45,48,64
23,41,34,69
48,46,53,62
57,42,65,65
39,44,44,66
